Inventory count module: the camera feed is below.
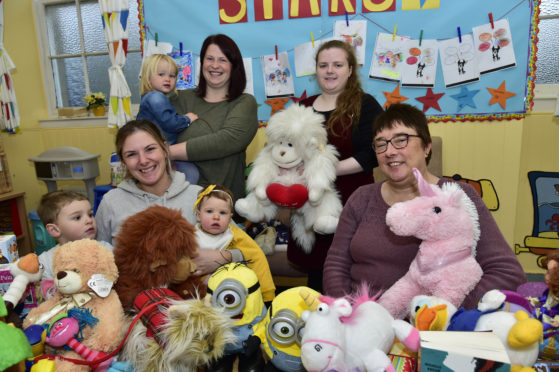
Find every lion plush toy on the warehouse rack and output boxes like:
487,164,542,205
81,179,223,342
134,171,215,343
235,104,342,253
113,205,204,311
23,239,125,372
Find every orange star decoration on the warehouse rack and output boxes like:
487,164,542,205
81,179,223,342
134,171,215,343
415,88,445,113
382,85,408,109
487,80,516,110
265,98,291,115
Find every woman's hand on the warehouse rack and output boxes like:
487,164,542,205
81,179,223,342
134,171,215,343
170,142,189,161
191,250,232,276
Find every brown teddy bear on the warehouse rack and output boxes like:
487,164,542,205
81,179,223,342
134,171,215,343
23,239,125,372
113,205,204,311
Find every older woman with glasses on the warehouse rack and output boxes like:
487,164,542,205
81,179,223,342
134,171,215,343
323,103,525,315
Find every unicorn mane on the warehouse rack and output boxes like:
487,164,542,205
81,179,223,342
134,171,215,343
441,181,481,247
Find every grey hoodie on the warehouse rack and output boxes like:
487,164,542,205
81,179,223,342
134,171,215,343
95,171,203,244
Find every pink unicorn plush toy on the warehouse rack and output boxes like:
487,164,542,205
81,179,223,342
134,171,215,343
378,168,483,320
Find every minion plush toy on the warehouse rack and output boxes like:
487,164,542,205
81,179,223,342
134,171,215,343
206,262,267,372
254,286,321,372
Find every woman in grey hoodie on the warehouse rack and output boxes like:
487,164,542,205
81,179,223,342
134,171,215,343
96,120,237,276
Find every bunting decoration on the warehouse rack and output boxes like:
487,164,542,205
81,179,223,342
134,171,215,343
0,2,20,133
98,0,131,128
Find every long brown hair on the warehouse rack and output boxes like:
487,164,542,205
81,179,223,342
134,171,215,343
316,40,363,137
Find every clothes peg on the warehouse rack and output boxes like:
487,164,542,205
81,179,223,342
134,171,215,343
179,42,183,56
275,45,278,60
419,29,423,47
489,13,494,29
155,33,158,46
345,11,349,27
457,27,462,43
311,32,315,47
393,25,398,41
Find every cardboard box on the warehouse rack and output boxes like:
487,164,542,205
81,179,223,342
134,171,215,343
0,233,18,263
419,331,510,372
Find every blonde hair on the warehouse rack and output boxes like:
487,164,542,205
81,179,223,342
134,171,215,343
140,54,179,95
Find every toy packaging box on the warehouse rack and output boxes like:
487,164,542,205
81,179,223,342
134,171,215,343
0,233,18,263
0,264,39,315
418,331,510,372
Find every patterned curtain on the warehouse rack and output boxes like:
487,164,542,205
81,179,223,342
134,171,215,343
99,0,131,128
0,1,20,133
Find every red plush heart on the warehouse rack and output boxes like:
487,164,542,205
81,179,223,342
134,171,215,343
266,183,308,209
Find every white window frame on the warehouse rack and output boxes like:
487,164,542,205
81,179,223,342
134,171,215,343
33,0,140,127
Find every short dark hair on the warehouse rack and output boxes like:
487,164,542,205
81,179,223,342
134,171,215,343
196,34,246,101
37,190,89,225
373,103,433,164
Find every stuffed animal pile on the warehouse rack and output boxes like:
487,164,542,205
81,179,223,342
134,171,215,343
235,104,342,253
23,239,125,372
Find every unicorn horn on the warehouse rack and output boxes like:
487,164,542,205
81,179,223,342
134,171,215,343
300,289,319,311
413,168,436,197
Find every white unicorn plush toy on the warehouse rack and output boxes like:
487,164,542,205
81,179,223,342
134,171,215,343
378,168,483,320
299,288,419,372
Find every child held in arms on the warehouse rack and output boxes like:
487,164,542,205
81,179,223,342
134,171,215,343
193,185,276,302
137,53,200,184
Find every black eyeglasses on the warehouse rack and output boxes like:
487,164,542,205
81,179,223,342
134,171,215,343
372,134,421,154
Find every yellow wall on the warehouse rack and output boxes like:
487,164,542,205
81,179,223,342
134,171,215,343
3,1,558,273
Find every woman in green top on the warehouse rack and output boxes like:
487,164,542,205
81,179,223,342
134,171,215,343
170,34,258,203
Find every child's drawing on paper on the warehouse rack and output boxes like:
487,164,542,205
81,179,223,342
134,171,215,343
334,20,367,65
472,19,516,75
169,51,194,90
261,51,295,98
401,39,438,88
369,32,409,82
439,35,480,88
294,40,319,77
294,37,339,77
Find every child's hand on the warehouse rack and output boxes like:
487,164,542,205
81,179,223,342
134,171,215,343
185,112,198,123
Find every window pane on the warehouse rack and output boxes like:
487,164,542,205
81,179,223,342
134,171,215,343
123,51,142,104
82,1,106,53
46,3,82,55
535,18,559,84
540,0,559,16
128,0,141,50
51,57,86,107
86,55,113,101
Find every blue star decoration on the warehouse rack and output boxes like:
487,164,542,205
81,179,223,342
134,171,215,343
450,86,480,112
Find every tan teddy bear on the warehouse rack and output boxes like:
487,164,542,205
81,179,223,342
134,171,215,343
23,239,125,372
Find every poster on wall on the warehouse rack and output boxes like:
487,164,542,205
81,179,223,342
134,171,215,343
261,51,295,98
439,35,480,88
369,32,410,82
472,18,516,75
333,20,367,65
400,39,438,88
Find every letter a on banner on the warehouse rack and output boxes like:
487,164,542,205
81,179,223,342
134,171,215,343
362,0,395,13
289,0,321,18
255,0,283,21
219,0,248,24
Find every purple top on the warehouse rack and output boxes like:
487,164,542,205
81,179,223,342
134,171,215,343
323,179,526,310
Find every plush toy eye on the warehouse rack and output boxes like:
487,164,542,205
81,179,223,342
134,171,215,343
433,206,441,214
272,321,295,338
288,143,293,147
216,289,242,309
317,303,329,313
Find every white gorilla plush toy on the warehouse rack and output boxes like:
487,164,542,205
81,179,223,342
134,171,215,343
235,104,342,253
